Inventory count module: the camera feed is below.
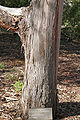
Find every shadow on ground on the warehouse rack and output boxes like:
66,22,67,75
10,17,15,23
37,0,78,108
0,32,24,60
58,37,80,87
56,36,80,119
60,33,80,55
56,102,80,119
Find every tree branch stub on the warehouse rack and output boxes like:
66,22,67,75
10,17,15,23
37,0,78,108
0,5,30,46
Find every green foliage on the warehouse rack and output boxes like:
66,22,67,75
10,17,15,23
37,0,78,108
0,0,31,7
12,80,23,92
0,62,5,69
7,74,23,92
62,0,80,40
7,74,18,81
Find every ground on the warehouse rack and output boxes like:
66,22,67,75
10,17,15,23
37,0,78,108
56,36,80,120
0,32,24,120
0,31,80,120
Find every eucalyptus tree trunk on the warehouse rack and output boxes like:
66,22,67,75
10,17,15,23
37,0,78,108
0,0,63,119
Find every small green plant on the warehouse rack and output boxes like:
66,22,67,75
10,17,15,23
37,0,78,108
12,80,23,92
7,74,18,81
0,63,5,69
10,67,15,72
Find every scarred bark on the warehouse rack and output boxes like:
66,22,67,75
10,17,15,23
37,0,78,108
0,0,63,119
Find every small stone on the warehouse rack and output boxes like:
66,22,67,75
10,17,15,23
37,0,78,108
1,97,6,101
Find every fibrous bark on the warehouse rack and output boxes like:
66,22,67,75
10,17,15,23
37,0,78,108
0,0,63,119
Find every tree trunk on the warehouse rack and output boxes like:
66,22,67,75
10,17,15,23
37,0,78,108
0,0,63,119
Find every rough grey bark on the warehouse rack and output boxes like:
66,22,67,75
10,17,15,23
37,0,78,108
0,0,63,119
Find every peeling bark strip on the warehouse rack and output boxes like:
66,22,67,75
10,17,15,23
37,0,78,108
0,0,63,119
